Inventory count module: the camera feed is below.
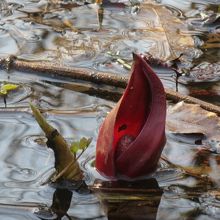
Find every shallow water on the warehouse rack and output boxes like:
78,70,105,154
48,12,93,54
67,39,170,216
0,0,219,102
0,69,112,219
0,0,219,219
0,71,219,219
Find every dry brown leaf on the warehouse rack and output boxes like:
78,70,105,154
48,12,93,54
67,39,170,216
166,101,220,141
164,102,220,181
140,3,195,61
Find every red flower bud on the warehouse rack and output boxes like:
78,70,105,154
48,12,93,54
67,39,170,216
96,54,166,179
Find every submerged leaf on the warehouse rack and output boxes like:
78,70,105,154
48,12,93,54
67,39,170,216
180,62,220,83
164,102,220,182
145,5,195,61
167,102,220,141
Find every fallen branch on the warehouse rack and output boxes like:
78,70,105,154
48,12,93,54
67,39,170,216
1,57,220,115
6,57,128,88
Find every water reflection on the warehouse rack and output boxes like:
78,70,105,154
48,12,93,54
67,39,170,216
92,178,163,220
35,188,73,220
0,0,220,219
0,63,220,219
0,75,109,219
0,112,104,219
0,0,198,68
0,70,220,219
0,74,219,219
1,0,219,104
50,188,73,220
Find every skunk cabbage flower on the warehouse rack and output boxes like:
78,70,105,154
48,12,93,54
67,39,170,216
96,54,166,179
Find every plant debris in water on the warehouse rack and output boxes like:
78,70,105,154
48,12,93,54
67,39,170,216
0,83,19,95
0,83,19,107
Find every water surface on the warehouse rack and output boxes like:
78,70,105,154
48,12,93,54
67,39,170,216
1,0,219,105
0,0,219,219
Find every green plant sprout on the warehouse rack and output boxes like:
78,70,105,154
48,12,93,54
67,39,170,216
71,137,92,155
30,103,92,183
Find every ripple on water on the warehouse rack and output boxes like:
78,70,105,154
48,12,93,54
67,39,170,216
0,106,106,219
0,0,201,76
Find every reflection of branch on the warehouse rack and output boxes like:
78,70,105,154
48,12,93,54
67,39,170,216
97,5,104,30
1,57,220,115
91,178,163,220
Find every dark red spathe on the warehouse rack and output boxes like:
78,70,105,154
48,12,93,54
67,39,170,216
96,54,166,179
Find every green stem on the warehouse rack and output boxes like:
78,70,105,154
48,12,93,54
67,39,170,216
30,103,83,182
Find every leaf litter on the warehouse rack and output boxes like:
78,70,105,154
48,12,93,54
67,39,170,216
165,101,220,183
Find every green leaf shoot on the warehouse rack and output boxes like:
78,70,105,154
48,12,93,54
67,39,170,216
70,137,92,154
30,103,84,182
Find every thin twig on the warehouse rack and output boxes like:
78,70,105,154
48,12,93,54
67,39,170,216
1,57,220,115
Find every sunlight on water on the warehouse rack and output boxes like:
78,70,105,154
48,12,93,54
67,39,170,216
0,0,201,67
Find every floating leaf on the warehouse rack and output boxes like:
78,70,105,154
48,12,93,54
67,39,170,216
0,83,19,95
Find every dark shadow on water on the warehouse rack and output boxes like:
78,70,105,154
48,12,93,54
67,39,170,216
36,178,163,219
51,188,73,220
35,180,91,220
92,178,163,220
34,188,73,220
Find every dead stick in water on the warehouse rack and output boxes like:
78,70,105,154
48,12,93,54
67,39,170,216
11,58,128,88
1,57,220,115
165,88,220,116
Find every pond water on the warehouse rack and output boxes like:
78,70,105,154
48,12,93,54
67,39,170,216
0,0,220,219
0,0,219,103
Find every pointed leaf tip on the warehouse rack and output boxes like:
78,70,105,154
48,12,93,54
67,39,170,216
29,103,54,135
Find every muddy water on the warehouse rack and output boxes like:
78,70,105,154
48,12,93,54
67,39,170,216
0,0,219,219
